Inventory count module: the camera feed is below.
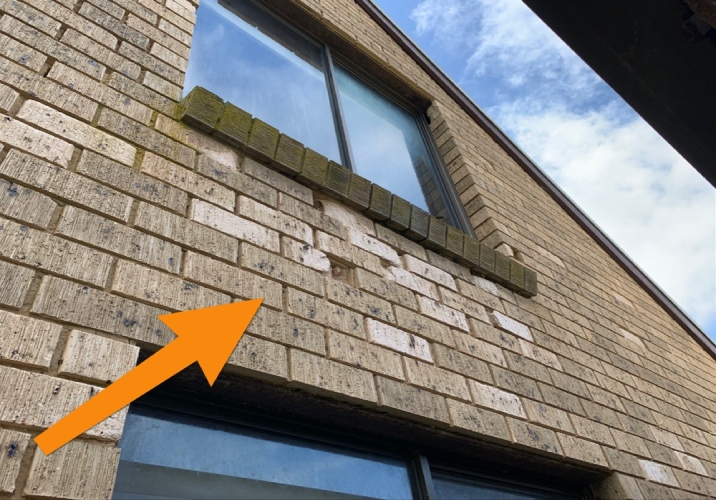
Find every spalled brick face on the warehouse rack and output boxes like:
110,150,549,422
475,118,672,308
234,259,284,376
0,1,713,499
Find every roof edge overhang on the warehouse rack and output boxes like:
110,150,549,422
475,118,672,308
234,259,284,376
355,0,716,360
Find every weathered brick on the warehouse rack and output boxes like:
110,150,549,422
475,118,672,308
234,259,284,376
158,17,192,46
434,344,493,384
639,460,680,487
184,251,282,309
447,399,511,442
518,339,563,370
290,349,377,405
375,376,450,425
443,225,465,259
492,311,534,341
611,428,652,458
388,266,438,299
108,0,158,23
323,160,350,199
452,330,507,368
674,451,708,476
314,231,383,275
355,268,417,310
286,287,364,339
214,102,252,148
126,14,190,58
0,114,74,166
385,194,411,231
404,205,430,242
19,100,135,165
107,73,174,115
0,428,30,494
394,305,454,346
0,33,46,72
282,237,331,272
347,228,400,265
57,206,181,273
98,109,195,167
346,173,371,211
0,179,57,228
492,365,542,400
0,366,125,439
298,148,329,188
155,114,238,165
0,0,61,35
0,150,132,221
327,329,404,379
317,197,375,235
135,202,238,262
226,333,288,382
143,70,182,100
402,254,456,290
0,82,18,114
191,200,280,252
523,400,574,433
0,216,112,286
366,318,432,361
365,183,391,220
87,0,125,19
24,440,120,500
142,153,234,210
438,287,490,322
556,433,608,467
150,41,188,71
0,310,60,368
112,260,231,311
58,330,139,383
47,63,152,124
247,306,326,355
417,296,469,331
457,278,503,312
469,380,526,417
59,28,139,79
79,3,149,49
240,196,312,244
32,276,172,345
375,224,427,260
0,259,33,308
242,243,324,296
198,155,277,207
118,42,184,86
243,158,313,205
327,280,395,323
404,357,470,400
507,418,563,456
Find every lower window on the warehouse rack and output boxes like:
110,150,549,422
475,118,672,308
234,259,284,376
113,404,583,499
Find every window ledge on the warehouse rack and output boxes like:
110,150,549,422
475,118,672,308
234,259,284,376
179,86,538,297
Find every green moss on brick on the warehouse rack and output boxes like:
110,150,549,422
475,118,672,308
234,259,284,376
347,174,371,211
423,216,447,251
385,195,411,231
247,119,280,161
299,148,329,188
366,184,391,220
404,205,430,242
443,226,465,259
523,268,538,297
180,87,224,132
460,237,480,268
509,260,525,291
213,102,252,147
323,161,351,199
478,243,496,278
273,134,304,176
494,251,511,282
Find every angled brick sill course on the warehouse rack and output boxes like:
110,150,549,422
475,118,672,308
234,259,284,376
180,86,538,297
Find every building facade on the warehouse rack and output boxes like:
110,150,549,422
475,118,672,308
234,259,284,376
0,0,714,498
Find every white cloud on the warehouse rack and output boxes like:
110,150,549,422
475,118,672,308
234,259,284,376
411,0,716,337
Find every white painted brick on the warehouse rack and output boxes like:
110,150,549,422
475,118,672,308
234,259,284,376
282,237,330,272
17,101,136,166
191,199,280,253
417,296,469,331
518,339,563,370
347,228,399,265
469,380,526,418
402,254,456,290
0,114,74,166
388,266,439,299
492,311,533,341
639,460,680,487
674,452,708,476
58,330,139,383
0,310,61,368
240,196,313,245
366,318,432,362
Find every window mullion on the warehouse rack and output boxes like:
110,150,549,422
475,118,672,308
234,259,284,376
323,46,356,171
413,453,438,500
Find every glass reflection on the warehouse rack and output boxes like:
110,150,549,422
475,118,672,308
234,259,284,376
185,0,342,163
113,406,414,500
333,64,450,221
432,469,576,500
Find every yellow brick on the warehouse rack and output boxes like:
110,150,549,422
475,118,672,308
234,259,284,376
0,115,74,166
58,330,139,383
0,178,57,228
0,309,61,368
0,259,34,308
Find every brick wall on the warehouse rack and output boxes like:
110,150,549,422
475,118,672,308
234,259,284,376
0,0,713,498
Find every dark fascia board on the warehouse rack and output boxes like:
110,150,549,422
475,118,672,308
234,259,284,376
354,0,716,359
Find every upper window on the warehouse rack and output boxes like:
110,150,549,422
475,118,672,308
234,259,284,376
185,0,466,229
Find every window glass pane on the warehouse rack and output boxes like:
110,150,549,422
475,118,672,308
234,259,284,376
113,406,414,500
333,64,451,221
185,0,341,163
432,469,578,500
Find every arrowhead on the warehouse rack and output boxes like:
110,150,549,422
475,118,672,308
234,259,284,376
158,299,263,386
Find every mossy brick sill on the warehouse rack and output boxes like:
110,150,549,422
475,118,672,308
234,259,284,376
180,87,538,297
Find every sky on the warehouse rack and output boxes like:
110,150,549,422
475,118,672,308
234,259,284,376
373,0,716,341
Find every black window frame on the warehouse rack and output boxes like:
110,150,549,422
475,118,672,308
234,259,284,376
211,0,474,235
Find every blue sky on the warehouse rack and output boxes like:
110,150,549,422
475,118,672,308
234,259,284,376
373,0,716,341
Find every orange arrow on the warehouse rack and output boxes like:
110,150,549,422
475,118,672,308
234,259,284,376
34,299,263,455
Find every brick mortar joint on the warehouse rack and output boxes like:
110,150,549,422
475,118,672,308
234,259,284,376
177,87,540,298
